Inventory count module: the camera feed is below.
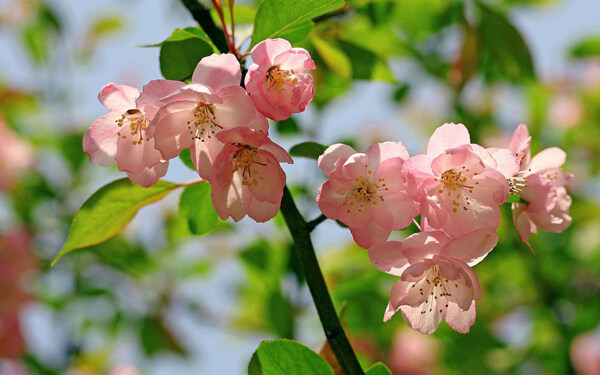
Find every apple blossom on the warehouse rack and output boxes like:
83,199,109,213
83,80,184,187
245,38,316,121
316,142,418,248
369,229,498,334
149,53,267,180
210,127,293,222
403,123,510,238
507,124,572,243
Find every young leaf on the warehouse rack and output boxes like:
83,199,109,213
289,142,328,159
179,182,218,235
365,362,392,375
52,179,180,265
569,36,600,59
248,339,333,375
159,27,218,80
252,0,344,45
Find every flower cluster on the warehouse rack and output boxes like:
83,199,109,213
84,39,314,223
316,122,572,334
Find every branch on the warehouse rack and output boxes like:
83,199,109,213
179,0,229,53
307,214,328,232
279,186,364,375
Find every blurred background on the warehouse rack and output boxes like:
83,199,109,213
0,0,599,374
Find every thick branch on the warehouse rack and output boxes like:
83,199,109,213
179,0,229,53
280,186,364,375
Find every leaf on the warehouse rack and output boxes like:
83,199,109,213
89,15,124,38
365,362,392,375
248,339,333,375
477,1,535,82
311,35,352,80
506,194,528,204
336,40,395,83
179,148,196,171
252,0,344,45
211,4,257,24
159,27,218,80
569,36,600,59
140,316,186,356
52,179,180,265
179,182,218,235
275,117,301,135
266,291,295,338
289,142,328,159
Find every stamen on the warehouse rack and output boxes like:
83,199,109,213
115,108,149,145
186,103,223,142
232,143,266,186
266,66,299,92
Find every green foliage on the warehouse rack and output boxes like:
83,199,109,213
569,36,600,59
289,142,328,159
178,148,196,171
53,179,180,265
21,3,62,65
248,339,333,375
275,117,301,135
211,4,257,24
252,0,345,45
179,182,218,235
336,40,395,82
140,316,186,356
311,35,353,80
365,362,392,375
159,27,218,80
477,1,535,82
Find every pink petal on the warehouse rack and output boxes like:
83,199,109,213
427,123,470,159
247,152,287,204
400,231,450,264
316,182,345,219
335,196,373,228
400,301,443,335
488,147,520,178
368,241,409,276
444,300,476,334
150,101,198,160
248,196,281,222
512,203,534,243
116,136,164,174
190,136,224,181
192,53,242,91
440,229,498,266
528,147,567,175
211,173,251,222
349,220,390,249
215,127,293,163
372,158,406,195
274,48,316,72
136,79,186,119
317,143,356,177
249,38,293,67
213,86,256,127
366,141,409,164
509,124,531,166
430,145,485,177
83,112,120,166
126,161,168,188
402,154,433,199
435,256,475,310
98,83,139,112
372,191,417,230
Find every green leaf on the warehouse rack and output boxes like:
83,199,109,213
289,142,328,159
506,194,528,204
159,27,218,80
311,35,352,80
248,339,333,375
211,4,257,24
478,1,535,82
275,117,301,135
365,362,392,375
179,182,218,235
569,36,600,59
52,179,180,265
140,316,186,356
252,0,344,45
266,291,295,338
337,40,395,83
89,15,124,38
179,148,196,171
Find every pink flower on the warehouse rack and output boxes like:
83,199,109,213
570,331,600,375
210,127,292,222
369,229,498,334
507,124,572,244
316,142,418,248
403,123,510,238
0,117,35,191
245,38,316,121
149,53,267,180
83,80,184,187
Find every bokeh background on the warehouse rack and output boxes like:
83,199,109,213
1,0,599,374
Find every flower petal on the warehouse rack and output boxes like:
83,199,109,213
192,53,242,91
98,83,138,112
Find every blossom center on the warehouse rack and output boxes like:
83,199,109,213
266,66,298,92
342,168,388,213
437,168,478,213
411,265,458,315
116,109,150,145
232,144,267,186
186,103,223,142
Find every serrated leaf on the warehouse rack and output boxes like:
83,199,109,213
179,182,218,235
289,142,328,159
52,179,180,265
252,0,344,45
159,27,218,80
365,362,392,375
569,36,600,59
248,339,333,375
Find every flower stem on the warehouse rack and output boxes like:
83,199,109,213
279,186,364,375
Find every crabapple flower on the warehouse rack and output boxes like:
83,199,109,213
316,142,418,248
403,123,510,238
245,38,316,121
149,53,267,180
369,229,498,334
83,80,184,187
507,124,572,244
210,127,293,222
